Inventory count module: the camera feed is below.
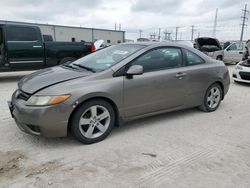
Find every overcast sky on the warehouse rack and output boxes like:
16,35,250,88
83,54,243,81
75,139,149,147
0,0,249,41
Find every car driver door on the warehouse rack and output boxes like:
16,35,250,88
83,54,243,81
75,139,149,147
123,47,188,118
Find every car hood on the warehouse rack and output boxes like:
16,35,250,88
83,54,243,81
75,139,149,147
195,37,222,52
18,66,92,94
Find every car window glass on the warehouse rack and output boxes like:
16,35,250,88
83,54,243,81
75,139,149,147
228,44,237,51
72,44,145,71
6,26,38,42
235,42,243,50
184,49,205,65
131,47,182,72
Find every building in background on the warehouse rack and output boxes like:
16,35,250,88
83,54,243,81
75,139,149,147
0,20,125,45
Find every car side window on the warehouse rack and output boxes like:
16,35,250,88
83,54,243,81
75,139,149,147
131,47,182,72
235,42,243,50
6,26,38,42
228,44,237,51
184,49,205,66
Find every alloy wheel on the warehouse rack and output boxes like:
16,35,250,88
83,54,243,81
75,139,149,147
78,105,110,139
207,87,221,109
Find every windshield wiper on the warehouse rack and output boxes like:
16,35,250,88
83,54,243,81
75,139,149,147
62,64,78,70
72,63,96,73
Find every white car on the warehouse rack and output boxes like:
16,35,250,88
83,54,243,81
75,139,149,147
194,37,224,60
224,42,246,64
233,60,250,83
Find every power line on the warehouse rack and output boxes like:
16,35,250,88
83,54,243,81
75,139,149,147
240,4,249,41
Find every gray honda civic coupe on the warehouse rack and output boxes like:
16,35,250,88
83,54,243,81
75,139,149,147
8,42,230,144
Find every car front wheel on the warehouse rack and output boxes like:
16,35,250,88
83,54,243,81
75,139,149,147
199,83,222,112
70,99,115,144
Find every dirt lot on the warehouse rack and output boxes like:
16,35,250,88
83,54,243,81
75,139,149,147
0,65,250,188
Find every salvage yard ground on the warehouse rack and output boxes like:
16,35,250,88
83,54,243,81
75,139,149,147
0,65,250,187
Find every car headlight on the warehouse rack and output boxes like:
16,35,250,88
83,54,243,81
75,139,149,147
26,95,71,106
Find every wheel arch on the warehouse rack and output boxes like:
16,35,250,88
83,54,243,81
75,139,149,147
216,55,223,61
67,96,121,133
212,81,224,100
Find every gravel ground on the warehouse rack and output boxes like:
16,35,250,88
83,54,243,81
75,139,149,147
0,65,250,188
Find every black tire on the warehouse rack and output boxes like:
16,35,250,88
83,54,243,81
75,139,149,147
70,99,115,144
59,57,76,65
199,83,222,112
216,56,223,61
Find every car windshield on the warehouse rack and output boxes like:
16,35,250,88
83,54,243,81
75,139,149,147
71,44,146,72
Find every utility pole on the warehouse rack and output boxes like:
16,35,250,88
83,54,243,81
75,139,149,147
158,28,161,40
240,4,249,41
163,29,172,40
115,23,117,31
212,8,218,37
191,25,195,41
175,27,179,41
163,30,167,40
139,29,143,38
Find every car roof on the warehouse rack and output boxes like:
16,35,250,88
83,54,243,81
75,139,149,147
123,41,194,49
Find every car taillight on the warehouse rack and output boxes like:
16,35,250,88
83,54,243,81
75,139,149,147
91,44,96,52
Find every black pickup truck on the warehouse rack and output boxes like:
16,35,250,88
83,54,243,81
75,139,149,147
0,24,96,71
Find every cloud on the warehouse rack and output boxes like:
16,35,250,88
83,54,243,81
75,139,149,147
131,0,183,14
0,0,249,41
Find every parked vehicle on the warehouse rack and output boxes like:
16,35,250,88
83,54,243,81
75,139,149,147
223,41,245,64
0,24,95,72
94,39,107,51
194,37,224,60
233,60,250,83
8,42,230,144
243,40,250,61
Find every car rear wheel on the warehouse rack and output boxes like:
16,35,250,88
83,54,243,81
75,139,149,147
70,99,115,144
59,57,76,64
216,56,223,61
199,83,222,112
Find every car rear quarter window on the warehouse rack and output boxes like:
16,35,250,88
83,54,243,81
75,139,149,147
6,26,38,42
131,47,182,72
184,49,205,66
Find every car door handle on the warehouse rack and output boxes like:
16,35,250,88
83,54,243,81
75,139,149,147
33,45,42,48
175,72,187,79
239,52,243,54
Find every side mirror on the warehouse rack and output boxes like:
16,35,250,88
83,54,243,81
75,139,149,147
226,48,230,51
126,65,143,77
